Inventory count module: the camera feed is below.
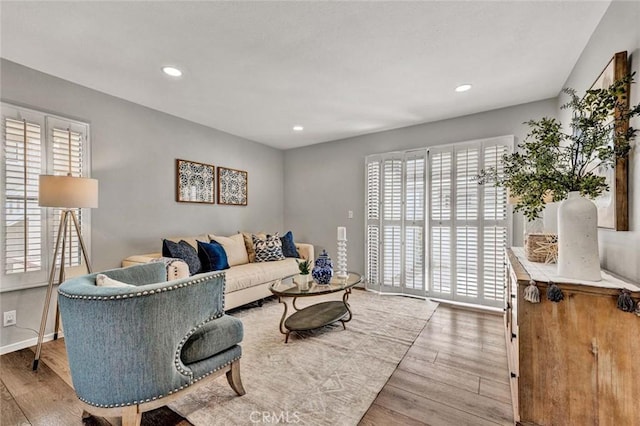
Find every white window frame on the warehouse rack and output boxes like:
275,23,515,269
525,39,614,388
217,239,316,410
1,103,92,292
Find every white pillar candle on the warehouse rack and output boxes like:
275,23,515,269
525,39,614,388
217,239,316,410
337,226,346,241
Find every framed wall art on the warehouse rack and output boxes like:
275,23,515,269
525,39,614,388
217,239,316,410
590,51,629,230
176,159,215,204
217,166,248,206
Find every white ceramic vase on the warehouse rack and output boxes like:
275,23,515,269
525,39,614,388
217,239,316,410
557,191,601,281
298,274,310,291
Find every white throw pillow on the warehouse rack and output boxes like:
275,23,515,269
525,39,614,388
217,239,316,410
96,274,135,288
209,233,249,266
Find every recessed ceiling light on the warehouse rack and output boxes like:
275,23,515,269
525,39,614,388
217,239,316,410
293,125,304,131
455,84,472,92
162,66,183,77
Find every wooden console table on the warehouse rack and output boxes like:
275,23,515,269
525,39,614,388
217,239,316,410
505,248,640,425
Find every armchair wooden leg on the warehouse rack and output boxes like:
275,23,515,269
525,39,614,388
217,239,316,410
226,360,246,396
81,410,92,421
121,405,142,426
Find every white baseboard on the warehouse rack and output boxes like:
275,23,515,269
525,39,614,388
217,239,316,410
0,331,64,355
429,298,503,315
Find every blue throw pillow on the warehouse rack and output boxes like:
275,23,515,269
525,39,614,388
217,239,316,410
280,231,300,258
163,239,201,275
197,240,230,272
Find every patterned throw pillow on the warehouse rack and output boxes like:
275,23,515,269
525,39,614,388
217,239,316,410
242,231,266,263
162,239,201,275
280,231,300,258
252,233,285,262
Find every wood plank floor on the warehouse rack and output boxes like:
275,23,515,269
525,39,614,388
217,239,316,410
360,305,514,426
1,304,512,426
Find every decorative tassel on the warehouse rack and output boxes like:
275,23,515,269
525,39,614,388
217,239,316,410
523,280,540,303
617,289,636,312
546,281,564,303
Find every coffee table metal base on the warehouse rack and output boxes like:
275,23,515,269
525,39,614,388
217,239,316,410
277,289,352,343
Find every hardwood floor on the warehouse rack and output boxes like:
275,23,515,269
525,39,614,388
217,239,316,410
360,305,514,426
1,304,512,426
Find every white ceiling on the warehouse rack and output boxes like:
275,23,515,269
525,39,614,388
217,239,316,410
1,1,610,150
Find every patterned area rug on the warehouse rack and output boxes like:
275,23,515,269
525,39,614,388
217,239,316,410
169,289,437,425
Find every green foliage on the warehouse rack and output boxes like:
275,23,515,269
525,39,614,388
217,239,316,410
477,74,640,221
296,259,311,275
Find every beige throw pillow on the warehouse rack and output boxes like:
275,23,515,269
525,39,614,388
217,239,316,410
209,233,249,266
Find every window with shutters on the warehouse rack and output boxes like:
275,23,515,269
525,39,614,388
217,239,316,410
366,136,511,307
1,103,91,292
365,150,426,296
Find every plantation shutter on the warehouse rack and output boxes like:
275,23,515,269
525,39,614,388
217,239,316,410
428,136,512,307
3,118,43,274
455,147,480,299
382,157,403,289
429,149,453,296
404,152,425,294
482,144,509,301
50,126,84,268
365,150,426,295
365,159,381,288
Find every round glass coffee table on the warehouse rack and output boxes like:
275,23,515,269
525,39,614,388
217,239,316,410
268,272,362,343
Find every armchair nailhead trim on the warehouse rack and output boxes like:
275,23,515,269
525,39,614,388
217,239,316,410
173,311,225,376
77,355,241,408
58,271,227,301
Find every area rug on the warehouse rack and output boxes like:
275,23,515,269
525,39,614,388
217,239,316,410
169,290,437,425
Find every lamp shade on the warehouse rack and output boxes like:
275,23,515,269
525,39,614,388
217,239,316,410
39,175,99,208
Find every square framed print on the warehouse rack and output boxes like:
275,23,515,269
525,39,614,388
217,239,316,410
590,51,629,230
217,166,248,206
176,159,215,204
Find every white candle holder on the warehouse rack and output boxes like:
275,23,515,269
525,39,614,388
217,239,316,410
336,237,348,279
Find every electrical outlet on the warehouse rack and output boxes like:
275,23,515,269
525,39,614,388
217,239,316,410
3,310,16,327
348,210,353,219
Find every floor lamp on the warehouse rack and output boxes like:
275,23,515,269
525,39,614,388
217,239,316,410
32,174,98,371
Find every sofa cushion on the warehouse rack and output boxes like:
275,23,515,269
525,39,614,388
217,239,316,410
162,239,201,275
209,233,249,266
181,315,243,365
224,258,298,293
197,240,230,272
253,233,285,262
280,231,300,258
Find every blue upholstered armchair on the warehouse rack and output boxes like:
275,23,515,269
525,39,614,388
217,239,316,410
58,262,245,426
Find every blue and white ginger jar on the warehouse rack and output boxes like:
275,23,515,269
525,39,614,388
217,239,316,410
312,250,334,284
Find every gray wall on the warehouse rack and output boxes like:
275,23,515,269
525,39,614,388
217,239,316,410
283,98,558,276
558,0,640,282
0,59,285,349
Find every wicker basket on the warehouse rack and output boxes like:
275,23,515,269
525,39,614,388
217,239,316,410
525,233,558,263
